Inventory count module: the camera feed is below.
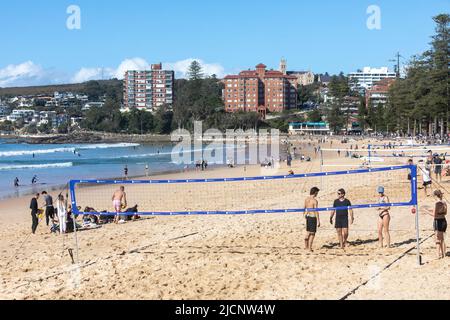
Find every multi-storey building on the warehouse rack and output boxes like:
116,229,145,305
348,67,396,92
279,59,315,86
223,63,298,115
123,63,174,111
7,109,36,123
365,78,396,107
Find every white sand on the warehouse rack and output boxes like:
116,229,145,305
0,137,449,300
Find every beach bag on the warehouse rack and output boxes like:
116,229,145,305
50,223,59,234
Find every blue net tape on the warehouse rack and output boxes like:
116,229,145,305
70,165,418,216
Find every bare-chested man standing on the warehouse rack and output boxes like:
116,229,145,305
112,186,127,223
304,187,320,252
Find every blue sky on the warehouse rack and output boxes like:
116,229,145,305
0,0,448,87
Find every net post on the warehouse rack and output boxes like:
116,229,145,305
320,149,324,189
368,144,372,168
415,204,421,266
69,180,80,264
410,165,421,266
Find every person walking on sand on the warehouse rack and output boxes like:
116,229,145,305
407,159,414,181
433,153,443,182
14,177,19,187
304,187,320,252
376,186,391,248
124,165,129,180
425,190,447,259
112,186,127,224
422,159,432,197
330,189,354,249
56,194,67,234
41,191,55,227
30,193,40,234
145,164,149,177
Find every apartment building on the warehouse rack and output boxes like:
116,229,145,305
365,78,396,107
223,63,298,115
348,67,396,92
123,63,174,111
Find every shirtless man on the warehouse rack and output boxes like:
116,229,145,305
304,187,320,252
112,186,127,223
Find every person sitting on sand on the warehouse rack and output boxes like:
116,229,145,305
83,207,99,224
425,190,447,259
304,187,320,252
121,205,139,221
112,186,127,224
330,189,354,249
376,186,391,248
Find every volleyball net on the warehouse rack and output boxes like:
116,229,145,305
69,165,418,216
320,146,450,169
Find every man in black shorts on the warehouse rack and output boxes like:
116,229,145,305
41,191,54,227
330,188,354,249
407,159,414,181
304,187,320,252
433,153,443,182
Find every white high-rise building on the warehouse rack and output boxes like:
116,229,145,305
348,67,396,91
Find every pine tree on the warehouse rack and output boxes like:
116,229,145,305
187,60,204,81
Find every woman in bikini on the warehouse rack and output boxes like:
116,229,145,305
425,190,447,259
377,186,391,248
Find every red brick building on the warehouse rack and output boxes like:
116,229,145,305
223,63,298,116
365,78,396,108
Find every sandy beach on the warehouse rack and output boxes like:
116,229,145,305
1,137,449,300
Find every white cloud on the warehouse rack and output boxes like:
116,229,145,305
73,57,225,81
71,57,150,82
164,58,225,78
0,57,227,87
113,58,150,79
71,67,104,83
0,61,46,87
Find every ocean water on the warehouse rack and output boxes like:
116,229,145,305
0,138,249,200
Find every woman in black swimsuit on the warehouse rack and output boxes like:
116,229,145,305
426,190,447,259
377,186,391,248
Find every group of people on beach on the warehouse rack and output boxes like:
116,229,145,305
303,187,357,252
303,184,447,259
416,151,447,197
29,191,70,235
29,185,138,235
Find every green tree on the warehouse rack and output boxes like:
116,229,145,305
327,103,345,134
0,120,13,132
187,60,204,81
25,123,38,134
38,121,52,134
84,81,105,101
307,109,322,122
154,107,174,134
